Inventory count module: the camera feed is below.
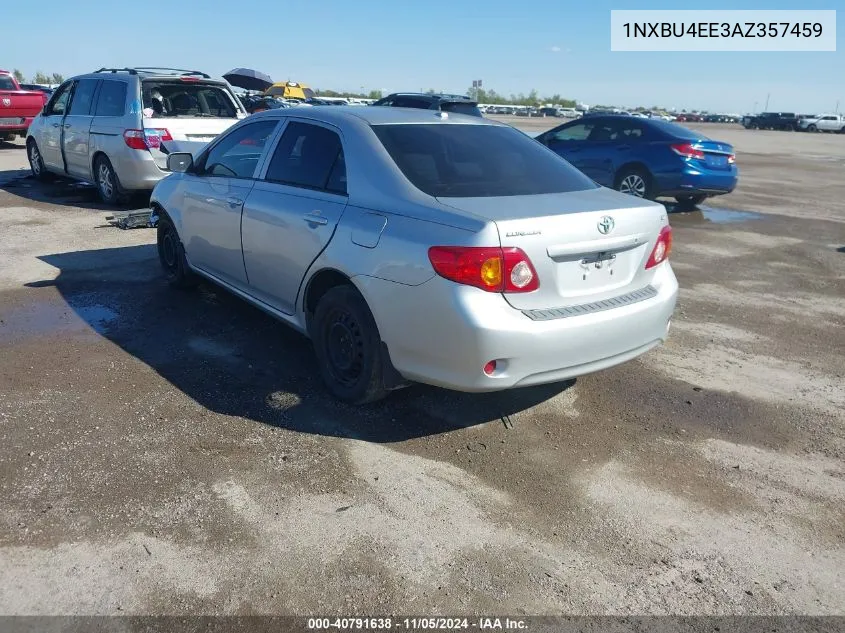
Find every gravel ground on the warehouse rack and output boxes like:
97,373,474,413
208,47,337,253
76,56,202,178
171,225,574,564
0,123,843,617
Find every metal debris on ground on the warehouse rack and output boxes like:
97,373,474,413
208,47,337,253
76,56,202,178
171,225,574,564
105,210,155,230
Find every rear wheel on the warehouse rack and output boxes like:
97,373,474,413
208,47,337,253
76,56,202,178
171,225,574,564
615,167,652,200
675,194,706,209
312,285,387,405
156,214,197,288
94,155,129,206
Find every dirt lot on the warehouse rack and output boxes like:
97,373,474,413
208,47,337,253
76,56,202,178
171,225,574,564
0,123,843,617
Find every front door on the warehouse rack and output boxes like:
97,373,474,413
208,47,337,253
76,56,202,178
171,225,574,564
241,120,349,314
61,78,99,179
180,118,281,288
39,81,74,171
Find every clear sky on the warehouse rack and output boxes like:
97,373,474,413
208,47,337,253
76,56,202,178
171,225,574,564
3,0,841,113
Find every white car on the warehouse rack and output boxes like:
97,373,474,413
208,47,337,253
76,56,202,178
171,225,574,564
798,114,845,133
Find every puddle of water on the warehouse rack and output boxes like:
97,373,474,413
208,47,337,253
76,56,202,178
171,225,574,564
669,205,763,224
0,296,119,341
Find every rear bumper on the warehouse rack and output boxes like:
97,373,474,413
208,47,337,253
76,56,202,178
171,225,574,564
356,263,679,392
112,150,168,191
0,116,34,135
655,166,738,197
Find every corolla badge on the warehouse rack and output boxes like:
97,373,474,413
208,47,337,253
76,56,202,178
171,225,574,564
1,98,10,107
597,216,615,235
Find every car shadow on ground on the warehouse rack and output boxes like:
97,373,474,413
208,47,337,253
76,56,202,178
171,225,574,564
26,245,572,442
0,172,150,212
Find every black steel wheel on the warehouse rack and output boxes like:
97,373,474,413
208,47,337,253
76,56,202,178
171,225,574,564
312,285,387,404
156,214,197,288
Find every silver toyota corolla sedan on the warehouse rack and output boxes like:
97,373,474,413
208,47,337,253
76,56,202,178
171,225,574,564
150,106,678,404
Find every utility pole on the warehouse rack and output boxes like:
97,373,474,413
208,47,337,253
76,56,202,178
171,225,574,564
836,100,840,113
764,93,770,111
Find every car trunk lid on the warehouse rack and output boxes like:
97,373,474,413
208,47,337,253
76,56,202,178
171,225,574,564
673,138,735,170
0,90,45,123
437,187,668,311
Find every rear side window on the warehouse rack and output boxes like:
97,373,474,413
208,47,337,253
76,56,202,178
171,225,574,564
648,119,710,140
373,124,598,198
142,81,238,118
391,97,434,109
95,81,127,117
0,75,15,90
265,122,346,194
69,79,98,116
440,102,482,117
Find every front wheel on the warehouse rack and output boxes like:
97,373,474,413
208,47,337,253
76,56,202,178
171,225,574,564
615,167,653,200
27,139,51,181
807,124,818,132
312,285,388,405
156,215,197,288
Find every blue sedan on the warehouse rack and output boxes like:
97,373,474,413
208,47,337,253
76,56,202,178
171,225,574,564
535,115,737,207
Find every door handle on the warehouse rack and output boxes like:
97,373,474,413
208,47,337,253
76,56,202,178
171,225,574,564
303,213,328,226
63,124,71,129
226,197,242,207
52,123,60,128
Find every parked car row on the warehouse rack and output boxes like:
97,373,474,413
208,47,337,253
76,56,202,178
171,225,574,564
739,111,844,133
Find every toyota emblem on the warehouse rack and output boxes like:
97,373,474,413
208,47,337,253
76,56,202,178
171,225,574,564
597,216,615,235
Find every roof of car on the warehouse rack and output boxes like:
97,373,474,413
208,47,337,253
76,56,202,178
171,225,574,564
250,105,499,126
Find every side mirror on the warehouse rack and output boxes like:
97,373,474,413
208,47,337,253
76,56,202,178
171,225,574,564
167,153,194,173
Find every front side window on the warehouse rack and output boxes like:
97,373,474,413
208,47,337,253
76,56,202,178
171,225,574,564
265,122,346,193
199,120,278,178
373,123,598,198
69,79,98,116
95,81,127,117
46,82,73,116
0,75,15,90
551,122,593,141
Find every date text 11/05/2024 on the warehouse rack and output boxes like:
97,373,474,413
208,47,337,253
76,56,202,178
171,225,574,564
307,617,528,630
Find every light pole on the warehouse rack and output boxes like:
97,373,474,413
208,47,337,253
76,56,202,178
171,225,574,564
764,93,770,111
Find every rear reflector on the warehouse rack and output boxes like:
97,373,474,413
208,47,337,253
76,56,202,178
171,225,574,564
483,360,497,375
670,143,705,160
428,246,539,293
645,225,673,269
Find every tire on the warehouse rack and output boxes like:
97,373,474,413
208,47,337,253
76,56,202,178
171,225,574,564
808,124,818,132
156,214,197,289
675,194,706,209
27,138,51,181
311,285,388,405
615,166,653,200
94,155,129,206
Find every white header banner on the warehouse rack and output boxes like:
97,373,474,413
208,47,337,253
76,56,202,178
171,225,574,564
610,10,837,52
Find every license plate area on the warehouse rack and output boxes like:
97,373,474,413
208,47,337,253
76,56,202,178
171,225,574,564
0,117,24,126
705,154,729,169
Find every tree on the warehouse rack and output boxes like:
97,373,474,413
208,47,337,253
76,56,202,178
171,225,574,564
33,71,50,84
13,69,24,83
367,89,383,100
51,73,64,85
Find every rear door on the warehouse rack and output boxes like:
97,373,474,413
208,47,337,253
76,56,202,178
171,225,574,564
61,78,99,179
241,120,349,314
141,78,246,170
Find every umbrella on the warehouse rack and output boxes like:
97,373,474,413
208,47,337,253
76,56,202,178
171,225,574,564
264,81,315,100
223,68,273,92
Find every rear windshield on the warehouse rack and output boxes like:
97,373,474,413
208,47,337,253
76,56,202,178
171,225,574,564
142,80,239,119
440,102,482,117
648,119,710,140
373,124,599,198
0,75,16,90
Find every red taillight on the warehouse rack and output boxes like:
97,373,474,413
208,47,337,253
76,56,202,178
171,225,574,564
645,225,673,269
670,143,705,160
427,246,539,293
123,128,172,150
728,154,736,164
180,76,200,82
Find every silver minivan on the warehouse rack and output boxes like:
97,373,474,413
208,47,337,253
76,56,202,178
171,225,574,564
26,67,247,205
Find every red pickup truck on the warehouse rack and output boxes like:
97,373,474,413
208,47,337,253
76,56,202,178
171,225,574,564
0,70,49,142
